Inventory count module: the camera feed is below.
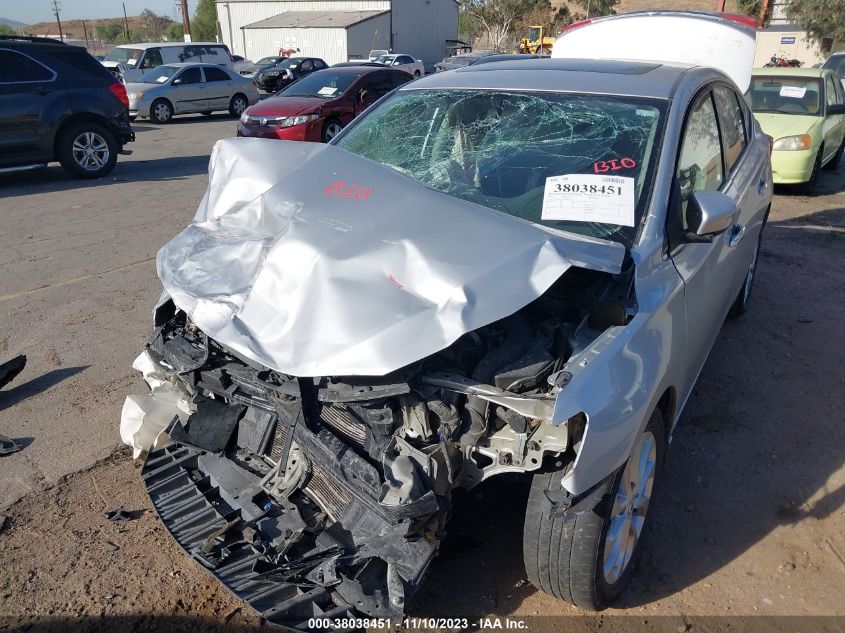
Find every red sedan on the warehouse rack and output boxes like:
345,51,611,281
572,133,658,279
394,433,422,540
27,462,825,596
237,66,413,143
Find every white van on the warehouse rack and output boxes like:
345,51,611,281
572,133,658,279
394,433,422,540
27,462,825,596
102,42,233,82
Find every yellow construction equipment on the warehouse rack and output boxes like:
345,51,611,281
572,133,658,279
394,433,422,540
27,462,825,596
518,26,556,54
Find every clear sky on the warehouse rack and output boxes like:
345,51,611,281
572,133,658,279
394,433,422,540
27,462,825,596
3,0,200,26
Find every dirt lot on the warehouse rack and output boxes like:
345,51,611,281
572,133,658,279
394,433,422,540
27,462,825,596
1,114,844,632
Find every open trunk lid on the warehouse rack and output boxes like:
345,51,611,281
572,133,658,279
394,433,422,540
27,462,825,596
552,11,757,92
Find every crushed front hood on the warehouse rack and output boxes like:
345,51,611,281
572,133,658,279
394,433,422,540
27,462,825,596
157,137,625,377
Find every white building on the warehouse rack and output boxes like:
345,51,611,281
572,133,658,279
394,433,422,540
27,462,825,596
216,0,458,69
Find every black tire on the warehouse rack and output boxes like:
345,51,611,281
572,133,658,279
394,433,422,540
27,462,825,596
414,70,421,77
321,117,343,143
229,94,248,118
823,138,844,171
128,115,137,122
56,121,118,179
523,410,666,610
150,98,173,124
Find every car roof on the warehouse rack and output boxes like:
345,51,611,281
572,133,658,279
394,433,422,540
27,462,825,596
752,67,829,78
314,66,390,76
113,42,223,50
404,58,692,100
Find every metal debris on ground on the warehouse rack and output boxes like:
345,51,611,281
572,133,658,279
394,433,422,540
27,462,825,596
103,506,132,522
0,355,26,390
0,435,22,456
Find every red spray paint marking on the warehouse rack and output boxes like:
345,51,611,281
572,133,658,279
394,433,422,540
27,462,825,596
323,180,371,199
593,157,637,174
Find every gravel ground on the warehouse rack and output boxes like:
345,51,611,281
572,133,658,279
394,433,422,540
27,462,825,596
1,114,844,632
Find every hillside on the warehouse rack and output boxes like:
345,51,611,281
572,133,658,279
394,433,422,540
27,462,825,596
19,15,157,39
0,17,26,29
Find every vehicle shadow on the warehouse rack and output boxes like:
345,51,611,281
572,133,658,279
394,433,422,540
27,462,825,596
0,156,211,199
412,204,845,614
0,366,89,412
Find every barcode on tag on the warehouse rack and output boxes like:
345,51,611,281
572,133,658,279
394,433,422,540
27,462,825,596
602,177,625,184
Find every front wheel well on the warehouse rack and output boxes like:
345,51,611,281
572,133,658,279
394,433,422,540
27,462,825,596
655,387,677,440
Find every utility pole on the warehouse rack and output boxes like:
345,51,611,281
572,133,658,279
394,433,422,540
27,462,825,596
51,0,64,41
758,0,770,27
180,0,192,42
82,19,89,48
122,3,130,42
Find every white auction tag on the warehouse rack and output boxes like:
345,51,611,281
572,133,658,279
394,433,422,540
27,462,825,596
542,174,636,227
318,86,338,96
780,86,806,98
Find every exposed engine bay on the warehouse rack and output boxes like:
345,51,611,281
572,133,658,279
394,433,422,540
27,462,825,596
135,263,634,629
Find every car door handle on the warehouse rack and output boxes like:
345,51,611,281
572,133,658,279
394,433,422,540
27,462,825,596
758,178,768,196
728,223,746,247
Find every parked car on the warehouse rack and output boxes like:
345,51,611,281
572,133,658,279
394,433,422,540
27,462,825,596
123,11,771,628
125,63,259,123
253,57,328,92
748,68,845,192
236,55,285,78
821,51,845,89
472,53,547,65
368,49,389,61
231,54,252,73
101,42,233,82
238,66,412,142
434,51,495,72
332,61,384,68
373,53,424,77
0,35,134,179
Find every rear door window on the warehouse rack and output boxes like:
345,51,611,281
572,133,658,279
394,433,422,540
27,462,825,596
0,50,54,83
204,66,230,82
712,85,747,173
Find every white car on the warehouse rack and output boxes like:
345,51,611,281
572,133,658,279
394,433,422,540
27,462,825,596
375,53,424,77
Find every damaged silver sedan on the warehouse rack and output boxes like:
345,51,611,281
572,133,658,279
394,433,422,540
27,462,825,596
122,15,771,629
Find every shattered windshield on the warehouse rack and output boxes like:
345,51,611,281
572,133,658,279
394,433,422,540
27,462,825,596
336,89,667,245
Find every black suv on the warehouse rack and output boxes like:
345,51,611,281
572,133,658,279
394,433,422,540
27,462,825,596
0,36,135,179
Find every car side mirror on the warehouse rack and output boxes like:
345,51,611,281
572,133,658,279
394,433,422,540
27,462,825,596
686,191,735,240
828,103,845,115
172,78,184,85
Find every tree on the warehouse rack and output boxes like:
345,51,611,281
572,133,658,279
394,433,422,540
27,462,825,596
192,0,219,41
459,0,552,51
572,0,619,18
0,23,16,36
140,8,172,41
95,23,123,44
786,0,845,45
165,22,184,42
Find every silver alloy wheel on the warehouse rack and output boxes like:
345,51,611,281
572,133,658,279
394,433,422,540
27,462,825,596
232,97,247,115
324,123,342,140
602,429,657,584
71,131,110,172
153,102,172,122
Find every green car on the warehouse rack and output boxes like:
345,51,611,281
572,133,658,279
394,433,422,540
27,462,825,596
748,68,845,192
